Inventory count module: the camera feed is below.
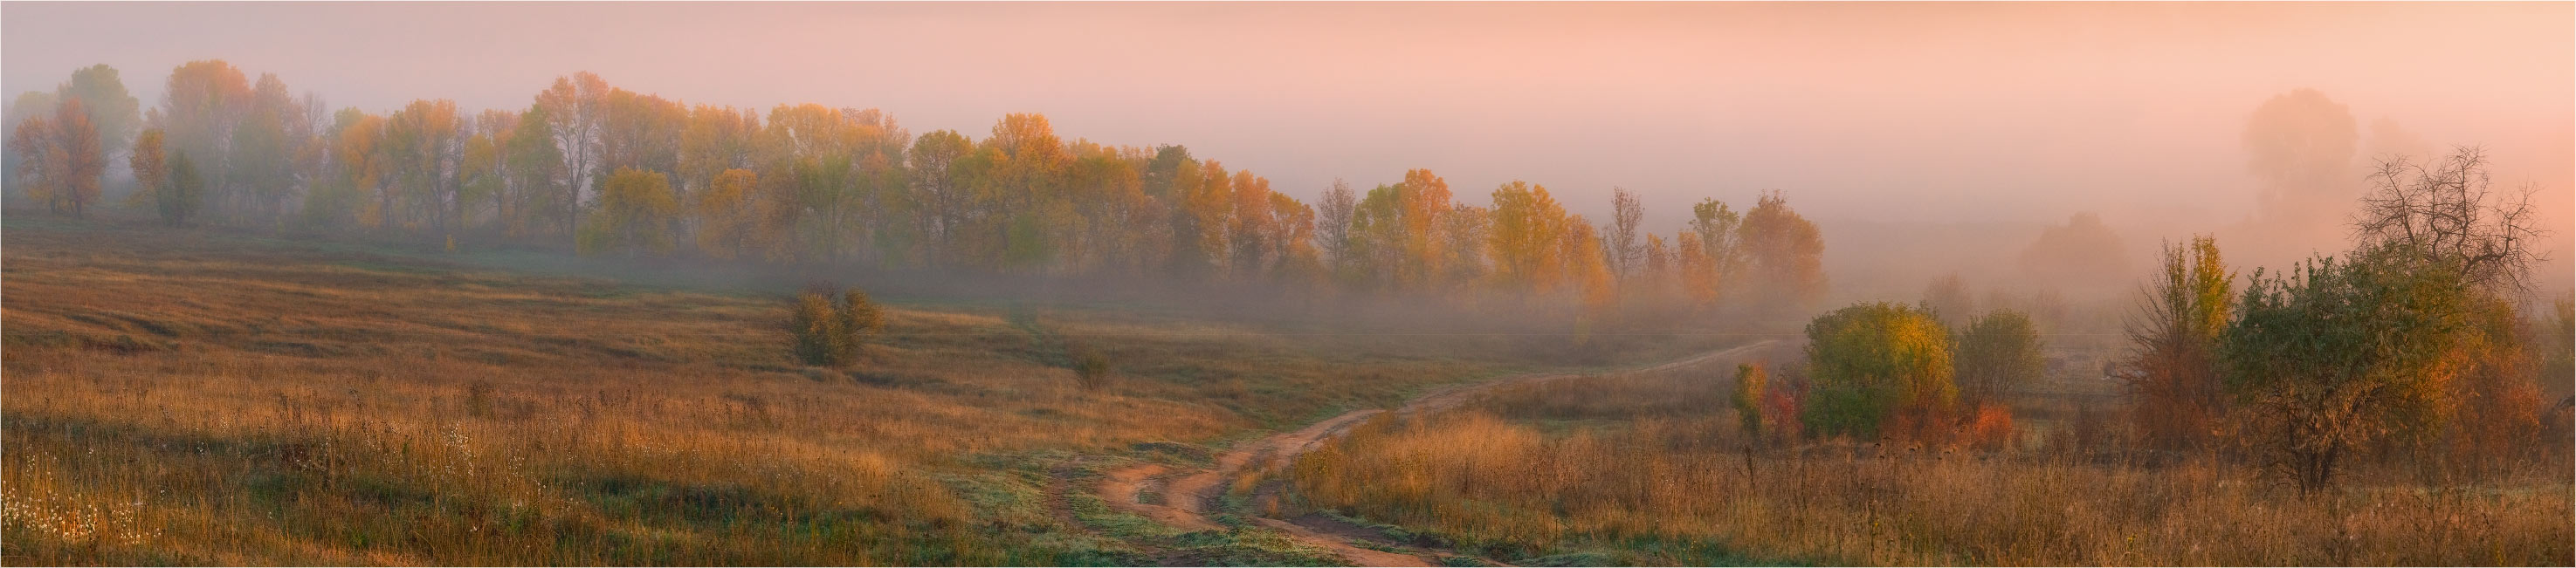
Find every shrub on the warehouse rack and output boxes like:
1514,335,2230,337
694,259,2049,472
1730,363,1767,436
1072,348,1113,392
1961,403,2015,451
1760,388,1803,441
1956,308,2045,406
789,291,840,366
787,284,886,366
2124,236,2233,449
1801,301,1955,439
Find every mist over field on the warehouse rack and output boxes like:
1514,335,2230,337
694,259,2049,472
3,3,2571,566
7,2,2570,302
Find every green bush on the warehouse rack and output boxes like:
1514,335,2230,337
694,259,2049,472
1801,301,1954,438
1955,308,2045,406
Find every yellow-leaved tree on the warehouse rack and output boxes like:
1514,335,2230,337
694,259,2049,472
579,168,680,257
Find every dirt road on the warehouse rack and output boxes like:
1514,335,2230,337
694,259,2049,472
1093,339,1784,566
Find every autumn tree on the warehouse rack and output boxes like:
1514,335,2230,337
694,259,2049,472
1676,229,1718,308
60,99,107,216
908,129,975,266
2222,245,2477,493
1560,216,1616,317
1739,191,1826,311
579,168,680,257
382,99,464,235
1440,202,1491,286
1640,233,1674,299
155,60,253,221
1179,160,1234,277
3,92,57,198
1394,168,1455,290
124,128,180,225
536,72,610,243
320,110,390,229
228,73,307,225
161,152,205,227
13,99,107,217
1344,182,1407,291
2349,147,2553,476
506,105,567,237
8,108,57,209
459,109,513,235
1487,181,1569,291
1264,189,1320,280
677,104,760,250
694,168,764,259
1057,145,1154,273
56,65,140,168
599,88,686,182
1687,198,1744,297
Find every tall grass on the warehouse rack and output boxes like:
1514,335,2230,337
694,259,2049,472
1291,369,2574,565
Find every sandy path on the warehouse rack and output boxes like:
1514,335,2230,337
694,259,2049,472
1093,339,1783,567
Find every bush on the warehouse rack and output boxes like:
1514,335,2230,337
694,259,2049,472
787,284,885,366
1956,308,2045,406
2124,236,2233,450
1961,403,2015,451
1801,301,1955,439
1730,363,1767,436
1072,348,1113,392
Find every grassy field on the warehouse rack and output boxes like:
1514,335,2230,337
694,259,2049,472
0,216,1730,565
1289,351,2575,566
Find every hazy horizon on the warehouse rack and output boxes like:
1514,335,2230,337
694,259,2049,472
7,1,2571,294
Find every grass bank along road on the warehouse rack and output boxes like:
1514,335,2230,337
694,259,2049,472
1093,339,1787,567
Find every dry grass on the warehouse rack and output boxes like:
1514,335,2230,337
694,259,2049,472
1291,366,2575,566
0,218,1684,565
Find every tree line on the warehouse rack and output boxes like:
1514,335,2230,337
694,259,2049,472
6,60,1828,315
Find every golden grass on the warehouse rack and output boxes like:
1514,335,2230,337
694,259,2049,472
0,219,1689,565
1291,366,2575,566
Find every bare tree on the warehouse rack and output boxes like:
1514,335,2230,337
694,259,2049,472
1607,187,1643,280
2352,147,2547,293
1316,178,1356,268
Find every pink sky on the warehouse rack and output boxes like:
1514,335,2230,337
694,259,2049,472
5,2,2570,291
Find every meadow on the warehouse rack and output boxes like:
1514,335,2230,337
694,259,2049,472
1288,347,2575,566
0,217,1726,565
